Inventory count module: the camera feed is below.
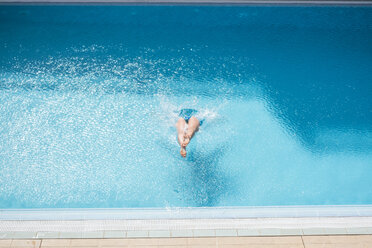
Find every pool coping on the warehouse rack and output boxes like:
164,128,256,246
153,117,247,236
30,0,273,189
1,218,372,239
1,206,372,239
2,205,372,220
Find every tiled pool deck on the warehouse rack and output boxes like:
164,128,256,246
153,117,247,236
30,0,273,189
1,217,372,247
1,226,372,239
1,207,372,247
1,235,372,247
1,207,372,243
1,222,372,238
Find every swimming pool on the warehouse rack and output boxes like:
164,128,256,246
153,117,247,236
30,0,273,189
0,5,371,210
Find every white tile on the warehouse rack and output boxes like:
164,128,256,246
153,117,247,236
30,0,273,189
59,232,82,238
357,209,372,216
103,231,126,238
36,232,60,238
215,229,237,237
318,209,345,217
259,229,282,236
193,229,215,237
294,210,320,217
171,230,193,237
10,232,37,239
272,210,298,218
347,227,372,234
81,231,104,238
280,229,303,236
302,228,326,235
0,232,12,239
323,228,348,235
126,230,148,238
237,229,260,236
148,230,170,238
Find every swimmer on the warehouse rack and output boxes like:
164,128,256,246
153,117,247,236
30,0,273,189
176,109,203,158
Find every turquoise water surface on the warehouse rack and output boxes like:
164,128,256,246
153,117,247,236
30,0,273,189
0,6,372,208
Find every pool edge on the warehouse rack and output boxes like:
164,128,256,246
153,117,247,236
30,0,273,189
1,205,372,220
1,217,372,238
1,206,372,238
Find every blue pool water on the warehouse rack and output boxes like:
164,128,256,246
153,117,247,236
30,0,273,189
0,6,372,209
